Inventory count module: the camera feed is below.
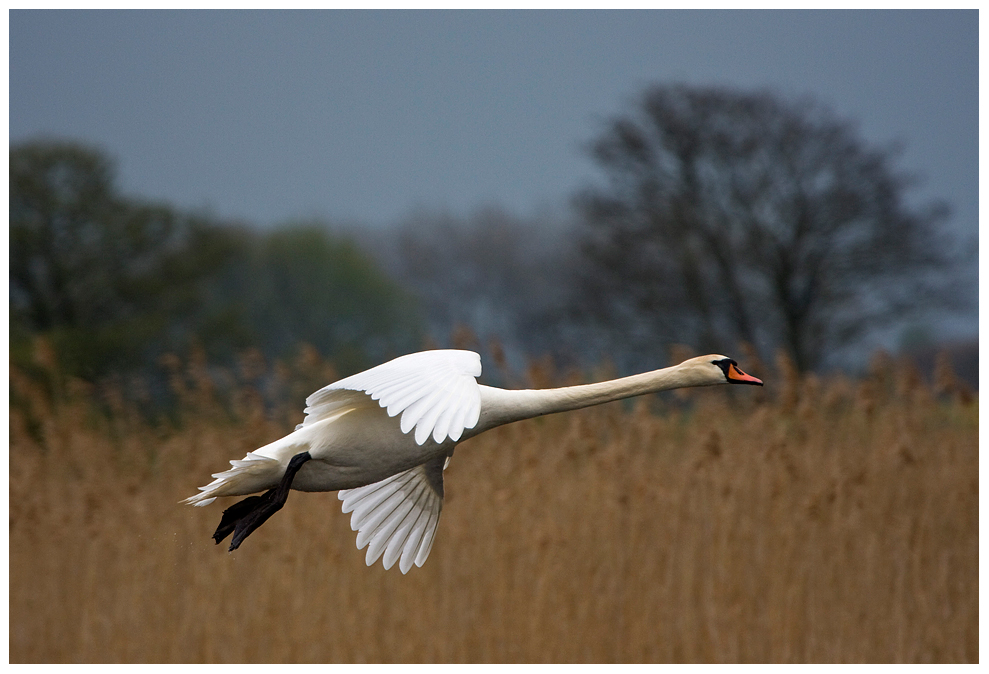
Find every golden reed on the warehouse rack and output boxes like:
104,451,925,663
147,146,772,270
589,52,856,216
9,343,977,662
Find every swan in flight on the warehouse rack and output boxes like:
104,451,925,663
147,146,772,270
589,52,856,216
184,349,762,573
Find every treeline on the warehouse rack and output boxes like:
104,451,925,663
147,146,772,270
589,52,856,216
10,84,974,389
368,86,972,376
10,141,420,383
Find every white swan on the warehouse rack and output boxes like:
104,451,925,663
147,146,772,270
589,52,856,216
184,349,762,573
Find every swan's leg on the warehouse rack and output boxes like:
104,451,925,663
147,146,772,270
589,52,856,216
212,451,312,552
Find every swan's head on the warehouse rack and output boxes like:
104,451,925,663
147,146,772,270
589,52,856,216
679,354,764,387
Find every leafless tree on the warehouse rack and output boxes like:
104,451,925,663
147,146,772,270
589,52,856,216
361,206,581,371
575,84,969,371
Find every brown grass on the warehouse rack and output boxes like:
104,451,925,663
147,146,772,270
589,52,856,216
9,346,978,662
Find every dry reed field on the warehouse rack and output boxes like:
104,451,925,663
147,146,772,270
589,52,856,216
9,345,978,663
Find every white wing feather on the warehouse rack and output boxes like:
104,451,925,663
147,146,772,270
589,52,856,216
338,456,448,574
301,350,482,445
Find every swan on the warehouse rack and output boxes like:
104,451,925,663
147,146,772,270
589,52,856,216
184,349,762,573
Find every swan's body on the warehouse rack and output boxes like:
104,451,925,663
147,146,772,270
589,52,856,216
185,349,762,573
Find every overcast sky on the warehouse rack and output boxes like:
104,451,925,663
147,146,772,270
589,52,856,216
10,10,978,238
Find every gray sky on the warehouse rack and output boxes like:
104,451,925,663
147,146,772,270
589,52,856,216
10,10,977,234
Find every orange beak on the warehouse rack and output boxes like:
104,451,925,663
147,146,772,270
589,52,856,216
727,363,763,386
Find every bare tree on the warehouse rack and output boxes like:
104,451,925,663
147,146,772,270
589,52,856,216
575,84,969,371
361,206,581,371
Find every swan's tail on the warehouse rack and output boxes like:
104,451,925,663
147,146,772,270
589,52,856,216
182,452,283,507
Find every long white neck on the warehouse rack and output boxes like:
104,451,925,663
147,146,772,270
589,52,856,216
468,363,718,436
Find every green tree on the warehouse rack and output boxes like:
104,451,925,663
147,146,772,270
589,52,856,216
208,223,421,374
11,141,422,383
10,140,239,378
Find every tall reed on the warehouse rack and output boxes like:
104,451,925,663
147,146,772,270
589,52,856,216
9,344,978,662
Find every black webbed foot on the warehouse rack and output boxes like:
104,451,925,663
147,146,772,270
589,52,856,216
210,451,312,552
212,489,279,549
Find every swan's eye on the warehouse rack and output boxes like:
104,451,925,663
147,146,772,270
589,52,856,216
712,358,734,378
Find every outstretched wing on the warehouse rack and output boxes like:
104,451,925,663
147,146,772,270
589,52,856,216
338,455,449,574
301,350,482,445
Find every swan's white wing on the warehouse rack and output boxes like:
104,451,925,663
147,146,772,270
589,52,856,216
302,350,482,445
338,455,449,574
